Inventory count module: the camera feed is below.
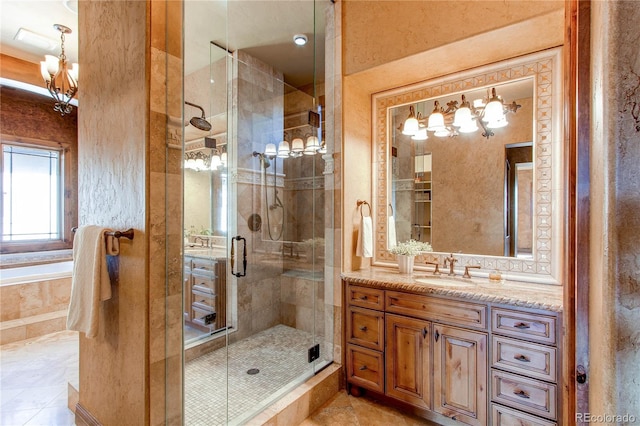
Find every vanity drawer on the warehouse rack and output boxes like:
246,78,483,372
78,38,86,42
191,304,216,327
491,403,557,426
492,308,557,345
191,258,217,275
386,291,487,329
347,306,385,351
348,286,385,311
492,336,557,382
491,370,557,420
192,289,216,311
192,273,217,295
346,344,384,393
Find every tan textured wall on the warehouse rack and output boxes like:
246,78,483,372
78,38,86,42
77,1,183,425
590,1,640,420
342,0,564,76
77,1,148,424
341,2,564,271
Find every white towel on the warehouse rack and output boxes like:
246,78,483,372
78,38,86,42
67,225,112,338
388,215,397,249
356,216,373,258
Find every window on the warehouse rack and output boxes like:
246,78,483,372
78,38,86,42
1,140,74,253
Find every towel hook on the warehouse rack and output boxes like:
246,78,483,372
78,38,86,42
357,200,372,217
388,203,394,216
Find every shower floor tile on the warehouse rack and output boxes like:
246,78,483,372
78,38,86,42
185,324,326,426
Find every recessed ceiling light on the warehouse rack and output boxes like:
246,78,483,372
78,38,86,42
293,34,308,46
14,28,58,51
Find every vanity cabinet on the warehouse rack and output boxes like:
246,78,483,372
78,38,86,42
184,255,226,332
346,284,488,425
345,281,562,426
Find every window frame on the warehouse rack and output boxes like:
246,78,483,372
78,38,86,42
1,135,75,254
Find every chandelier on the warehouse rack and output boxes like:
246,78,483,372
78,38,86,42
402,88,521,140
40,24,78,116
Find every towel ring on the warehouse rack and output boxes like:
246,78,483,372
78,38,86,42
357,200,372,217
388,203,394,216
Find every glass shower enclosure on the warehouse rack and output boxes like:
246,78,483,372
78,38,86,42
179,1,333,424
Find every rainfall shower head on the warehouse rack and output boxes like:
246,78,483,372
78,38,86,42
185,101,212,132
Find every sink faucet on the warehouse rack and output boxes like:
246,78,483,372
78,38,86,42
444,253,458,276
194,236,209,248
424,260,441,275
463,264,481,278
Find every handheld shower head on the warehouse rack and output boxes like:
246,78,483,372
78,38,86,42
185,101,212,131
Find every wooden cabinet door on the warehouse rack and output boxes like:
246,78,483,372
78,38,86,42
433,324,488,426
385,313,431,410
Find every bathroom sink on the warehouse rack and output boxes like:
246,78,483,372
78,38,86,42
413,276,476,287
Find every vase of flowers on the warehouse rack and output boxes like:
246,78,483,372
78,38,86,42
389,240,433,274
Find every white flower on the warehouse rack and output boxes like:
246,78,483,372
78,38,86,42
389,240,433,256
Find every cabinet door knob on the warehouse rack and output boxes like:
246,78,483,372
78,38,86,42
421,327,428,339
359,326,367,332
514,322,531,329
434,329,440,342
513,389,530,399
359,365,367,371
514,354,531,362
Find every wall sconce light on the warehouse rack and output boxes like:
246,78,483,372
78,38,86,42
402,88,521,140
40,24,78,116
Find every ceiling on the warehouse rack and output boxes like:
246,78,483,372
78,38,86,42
0,0,327,89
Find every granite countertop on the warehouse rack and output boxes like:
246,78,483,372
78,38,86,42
184,248,227,260
341,267,564,312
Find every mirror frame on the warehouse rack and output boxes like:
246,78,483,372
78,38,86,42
372,48,563,284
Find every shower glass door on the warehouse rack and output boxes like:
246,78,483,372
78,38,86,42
180,1,333,424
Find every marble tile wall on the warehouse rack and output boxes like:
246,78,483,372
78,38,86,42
0,278,71,321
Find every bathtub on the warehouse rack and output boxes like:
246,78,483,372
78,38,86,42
0,261,74,286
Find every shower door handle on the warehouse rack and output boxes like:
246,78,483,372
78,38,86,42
231,235,247,277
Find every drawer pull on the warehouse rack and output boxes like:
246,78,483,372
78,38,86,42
359,326,368,332
359,295,368,300
514,354,531,362
513,389,531,399
359,365,367,371
514,322,531,329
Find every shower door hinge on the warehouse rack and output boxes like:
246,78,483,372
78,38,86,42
308,344,320,363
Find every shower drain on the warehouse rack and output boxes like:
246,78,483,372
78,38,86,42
247,368,260,375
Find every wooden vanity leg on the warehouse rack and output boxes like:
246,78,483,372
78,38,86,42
348,384,364,397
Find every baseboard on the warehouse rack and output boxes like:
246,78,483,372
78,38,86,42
75,402,102,426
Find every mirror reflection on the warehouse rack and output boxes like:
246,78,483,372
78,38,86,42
389,78,534,257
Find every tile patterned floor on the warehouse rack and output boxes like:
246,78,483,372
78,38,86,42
302,390,439,426
0,331,78,426
185,324,325,425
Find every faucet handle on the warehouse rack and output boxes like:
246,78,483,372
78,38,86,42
424,261,441,275
463,265,481,279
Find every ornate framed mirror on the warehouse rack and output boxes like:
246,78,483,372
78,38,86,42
372,48,563,284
